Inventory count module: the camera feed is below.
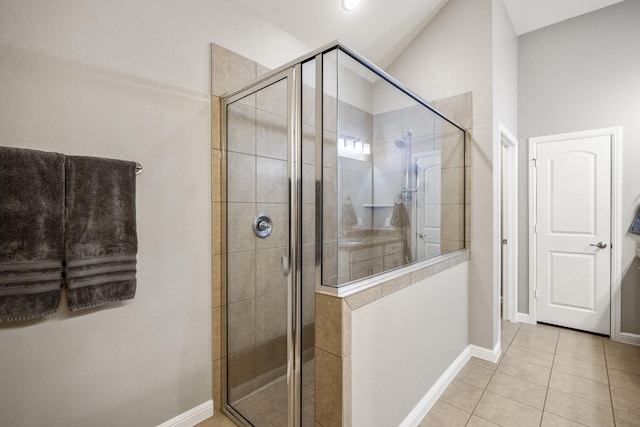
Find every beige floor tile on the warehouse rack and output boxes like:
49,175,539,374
506,343,554,368
466,415,501,427
614,408,640,427
419,401,470,427
497,355,551,386
555,342,606,367
439,379,484,412
548,370,611,405
196,413,238,427
486,372,546,409
553,354,608,384
556,333,605,364
610,385,640,416
606,353,640,376
455,362,495,389
545,388,614,427
501,333,515,351
468,356,499,372
512,330,557,354
519,323,560,341
558,328,603,344
501,320,521,335
474,391,542,427
604,339,640,360
541,411,586,427
608,368,640,394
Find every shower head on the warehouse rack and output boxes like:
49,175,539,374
394,129,413,148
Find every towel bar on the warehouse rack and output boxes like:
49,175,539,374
135,162,143,175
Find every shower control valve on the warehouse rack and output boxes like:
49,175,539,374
253,213,273,238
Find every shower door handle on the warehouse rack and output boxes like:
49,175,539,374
281,256,290,276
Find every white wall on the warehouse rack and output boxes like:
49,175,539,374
0,1,308,425
352,262,469,427
387,0,497,349
517,1,640,333
492,0,518,134
491,0,518,330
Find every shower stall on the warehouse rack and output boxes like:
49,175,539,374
220,43,466,426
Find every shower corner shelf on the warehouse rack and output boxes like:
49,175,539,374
362,204,394,208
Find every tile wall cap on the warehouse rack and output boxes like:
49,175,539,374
317,249,470,305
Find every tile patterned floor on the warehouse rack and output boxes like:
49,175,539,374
199,321,640,426
419,321,640,427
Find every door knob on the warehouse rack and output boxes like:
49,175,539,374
589,242,607,249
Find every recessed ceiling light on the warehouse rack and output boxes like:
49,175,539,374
341,0,361,12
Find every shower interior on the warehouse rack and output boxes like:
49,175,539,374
220,43,466,426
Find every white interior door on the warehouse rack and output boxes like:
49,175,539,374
533,134,611,335
415,151,440,260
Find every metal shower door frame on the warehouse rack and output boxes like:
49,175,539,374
221,64,303,427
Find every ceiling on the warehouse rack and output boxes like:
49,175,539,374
504,0,624,35
235,0,624,69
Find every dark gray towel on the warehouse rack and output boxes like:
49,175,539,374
0,146,65,322
341,197,357,227
631,208,640,235
390,200,409,227
64,156,138,311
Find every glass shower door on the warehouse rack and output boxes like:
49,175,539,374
224,72,294,426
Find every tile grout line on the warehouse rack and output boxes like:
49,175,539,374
462,322,521,427
538,328,560,427
603,339,616,427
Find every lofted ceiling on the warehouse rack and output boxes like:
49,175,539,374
504,0,624,35
235,0,624,68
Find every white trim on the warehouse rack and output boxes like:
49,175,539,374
469,341,502,363
398,343,499,427
528,127,622,339
528,138,538,324
156,400,214,427
498,123,519,322
610,127,623,341
618,332,640,346
516,312,534,324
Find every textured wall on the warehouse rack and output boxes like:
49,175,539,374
387,0,497,349
0,1,308,425
517,1,640,334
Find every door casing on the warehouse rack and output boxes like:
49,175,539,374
528,127,623,340
498,123,518,322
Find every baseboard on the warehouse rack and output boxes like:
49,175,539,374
516,313,533,324
469,341,501,363
618,332,640,346
399,342,497,427
156,400,213,427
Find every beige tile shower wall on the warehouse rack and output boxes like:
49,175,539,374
434,92,472,251
212,44,319,410
213,44,292,406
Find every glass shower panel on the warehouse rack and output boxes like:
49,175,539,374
226,76,290,426
324,48,465,287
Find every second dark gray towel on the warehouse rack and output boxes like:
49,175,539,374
64,156,138,311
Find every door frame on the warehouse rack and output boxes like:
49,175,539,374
221,66,303,427
528,127,622,340
498,123,518,322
